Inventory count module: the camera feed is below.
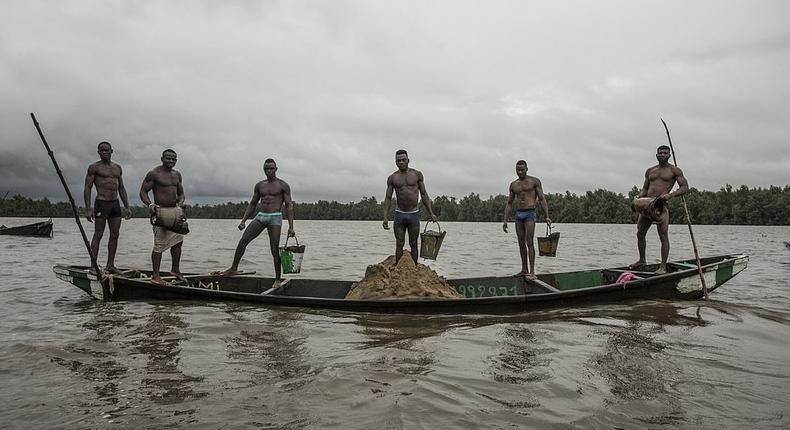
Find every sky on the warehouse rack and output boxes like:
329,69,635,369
2,0,789,205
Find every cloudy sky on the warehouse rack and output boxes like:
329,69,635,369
2,0,788,204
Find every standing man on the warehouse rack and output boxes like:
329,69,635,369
83,141,131,274
382,149,438,263
139,149,186,284
630,145,689,274
219,159,295,282
502,160,551,279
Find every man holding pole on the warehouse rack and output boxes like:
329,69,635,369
139,149,186,285
629,145,689,274
83,141,131,274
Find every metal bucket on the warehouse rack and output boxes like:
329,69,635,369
419,221,446,260
280,236,306,274
537,224,560,257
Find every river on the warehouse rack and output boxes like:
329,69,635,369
1,218,788,429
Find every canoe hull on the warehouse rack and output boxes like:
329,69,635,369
52,254,748,314
0,219,53,237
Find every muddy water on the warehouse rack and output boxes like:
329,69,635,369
1,218,788,428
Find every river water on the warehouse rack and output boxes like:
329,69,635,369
1,218,788,429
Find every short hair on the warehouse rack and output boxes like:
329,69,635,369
657,145,670,152
264,158,276,165
516,160,527,166
97,141,112,150
162,149,177,157
395,149,408,157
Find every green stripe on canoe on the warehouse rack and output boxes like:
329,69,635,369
551,271,604,290
715,263,734,286
67,269,93,294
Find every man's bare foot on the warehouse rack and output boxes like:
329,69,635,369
628,261,646,270
105,266,122,275
654,266,668,274
151,276,171,286
513,271,528,277
172,272,187,282
526,273,537,280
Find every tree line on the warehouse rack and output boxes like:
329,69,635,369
1,184,788,225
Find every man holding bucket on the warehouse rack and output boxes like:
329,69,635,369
219,159,295,283
382,150,438,263
139,149,186,285
502,160,551,279
629,145,689,274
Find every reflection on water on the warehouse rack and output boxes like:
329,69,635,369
129,306,207,406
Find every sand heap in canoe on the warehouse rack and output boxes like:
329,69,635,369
345,252,462,299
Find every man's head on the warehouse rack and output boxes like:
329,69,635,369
263,158,277,179
656,145,671,164
97,141,113,161
516,160,528,179
395,149,409,172
161,149,177,169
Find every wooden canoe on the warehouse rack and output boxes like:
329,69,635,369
0,219,53,237
53,254,748,314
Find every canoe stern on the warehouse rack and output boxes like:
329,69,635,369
53,265,106,300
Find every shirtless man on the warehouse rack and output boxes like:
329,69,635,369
83,141,131,274
220,159,295,282
502,160,551,279
630,145,689,274
139,149,186,284
382,150,438,263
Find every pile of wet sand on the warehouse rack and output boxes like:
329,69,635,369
345,252,462,299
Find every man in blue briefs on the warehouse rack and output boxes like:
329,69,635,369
382,149,438,263
220,159,295,281
502,160,551,279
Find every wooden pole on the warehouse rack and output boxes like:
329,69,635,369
661,118,709,300
30,113,101,276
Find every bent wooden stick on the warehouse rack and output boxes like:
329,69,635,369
31,113,101,276
661,118,708,300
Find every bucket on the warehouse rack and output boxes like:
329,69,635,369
151,206,189,235
419,221,446,260
537,224,560,257
279,235,306,274
631,197,665,223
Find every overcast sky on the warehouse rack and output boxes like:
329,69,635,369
2,0,788,204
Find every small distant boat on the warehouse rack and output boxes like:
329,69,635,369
0,219,53,237
53,254,748,314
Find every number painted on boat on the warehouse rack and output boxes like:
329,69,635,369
456,285,518,298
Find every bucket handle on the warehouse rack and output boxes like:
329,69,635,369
284,234,300,247
423,220,442,233
545,223,552,236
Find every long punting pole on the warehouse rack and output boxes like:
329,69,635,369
30,113,101,276
661,118,709,300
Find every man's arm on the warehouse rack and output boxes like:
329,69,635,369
664,167,689,200
83,166,96,223
117,166,131,219
535,179,551,225
638,170,650,198
417,171,437,222
176,172,185,206
502,184,514,233
139,171,156,214
237,185,261,230
382,176,394,230
282,181,295,237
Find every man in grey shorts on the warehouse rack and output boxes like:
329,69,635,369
219,159,295,282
